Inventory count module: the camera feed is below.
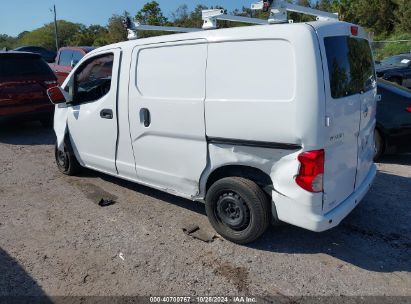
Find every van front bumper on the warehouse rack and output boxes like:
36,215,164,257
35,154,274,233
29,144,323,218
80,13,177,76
272,163,377,232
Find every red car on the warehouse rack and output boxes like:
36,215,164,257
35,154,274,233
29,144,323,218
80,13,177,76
49,46,95,85
0,51,57,126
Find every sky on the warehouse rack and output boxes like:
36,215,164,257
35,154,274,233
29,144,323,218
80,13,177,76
0,0,253,37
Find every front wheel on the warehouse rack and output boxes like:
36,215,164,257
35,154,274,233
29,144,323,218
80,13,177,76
205,177,270,244
54,141,81,175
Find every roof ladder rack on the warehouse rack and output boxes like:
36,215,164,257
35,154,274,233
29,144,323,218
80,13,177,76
124,18,201,40
124,1,338,39
202,0,338,29
202,9,268,30
252,0,338,24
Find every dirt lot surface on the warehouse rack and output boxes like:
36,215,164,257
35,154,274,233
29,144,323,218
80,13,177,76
0,122,410,298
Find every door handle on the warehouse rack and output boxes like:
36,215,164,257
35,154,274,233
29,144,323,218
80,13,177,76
100,109,113,119
141,108,151,127
363,107,369,117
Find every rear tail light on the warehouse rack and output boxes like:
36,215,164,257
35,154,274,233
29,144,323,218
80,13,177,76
406,107,411,113
44,80,58,89
296,149,325,193
350,26,359,36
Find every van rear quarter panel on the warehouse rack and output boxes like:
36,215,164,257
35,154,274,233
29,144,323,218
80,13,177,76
205,24,325,150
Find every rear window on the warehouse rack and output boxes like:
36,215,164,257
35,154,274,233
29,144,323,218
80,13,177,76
324,36,375,99
0,55,54,78
58,50,73,66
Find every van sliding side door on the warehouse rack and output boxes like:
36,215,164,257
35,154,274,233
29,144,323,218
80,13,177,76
128,40,208,197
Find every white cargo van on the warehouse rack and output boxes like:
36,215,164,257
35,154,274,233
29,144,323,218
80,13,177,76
48,15,377,244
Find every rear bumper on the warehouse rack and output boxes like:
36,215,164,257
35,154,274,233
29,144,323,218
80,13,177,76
273,163,377,232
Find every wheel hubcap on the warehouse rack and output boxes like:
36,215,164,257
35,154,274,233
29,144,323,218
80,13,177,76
216,192,250,230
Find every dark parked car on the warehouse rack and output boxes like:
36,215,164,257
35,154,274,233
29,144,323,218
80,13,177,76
374,79,411,160
376,54,411,88
49,46,95,85
0,51,57,126
14,46,57,63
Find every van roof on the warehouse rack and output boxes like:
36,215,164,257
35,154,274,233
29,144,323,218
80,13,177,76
90,20,363,55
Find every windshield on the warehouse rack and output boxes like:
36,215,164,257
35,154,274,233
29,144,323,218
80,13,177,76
381,55,411,67
324,36,376,99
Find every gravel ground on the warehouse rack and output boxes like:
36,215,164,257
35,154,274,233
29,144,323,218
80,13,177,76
0,121,410,298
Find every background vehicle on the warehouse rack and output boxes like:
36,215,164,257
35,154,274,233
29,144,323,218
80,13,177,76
374,79,411,160
0,51,57,126
376,54,411,88
49,46,95,85
14,46,57,63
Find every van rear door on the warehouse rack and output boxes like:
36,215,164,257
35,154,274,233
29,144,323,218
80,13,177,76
315,25,376,213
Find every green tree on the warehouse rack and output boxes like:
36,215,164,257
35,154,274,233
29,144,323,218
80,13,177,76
188,4,209,28
17,20,82,50
135,1,168,38
315,0,340,13
171,4,190,27
395,0,411,33
0,34,17,49
349,0,397,36
69,25,108,46
106,13,129,43
135,1,167,25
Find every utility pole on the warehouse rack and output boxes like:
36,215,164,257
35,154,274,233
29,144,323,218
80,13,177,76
53,5,59,51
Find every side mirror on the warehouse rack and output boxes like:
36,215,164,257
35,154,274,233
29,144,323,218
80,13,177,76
71,59,79,68
47,86,67,105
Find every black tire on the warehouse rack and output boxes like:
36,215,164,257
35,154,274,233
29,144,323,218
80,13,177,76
374,129,384,162
205,177,270,244
54,140,81,175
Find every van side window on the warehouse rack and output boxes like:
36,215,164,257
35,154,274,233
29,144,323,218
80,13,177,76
73,53,114,104
324,36,375,99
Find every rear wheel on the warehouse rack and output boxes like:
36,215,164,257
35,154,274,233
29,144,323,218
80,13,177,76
374,129,385,161
205,177,270,244
54,140,81,175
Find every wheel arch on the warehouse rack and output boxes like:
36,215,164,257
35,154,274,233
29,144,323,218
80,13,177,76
64,131,84,166
205,165,274,196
